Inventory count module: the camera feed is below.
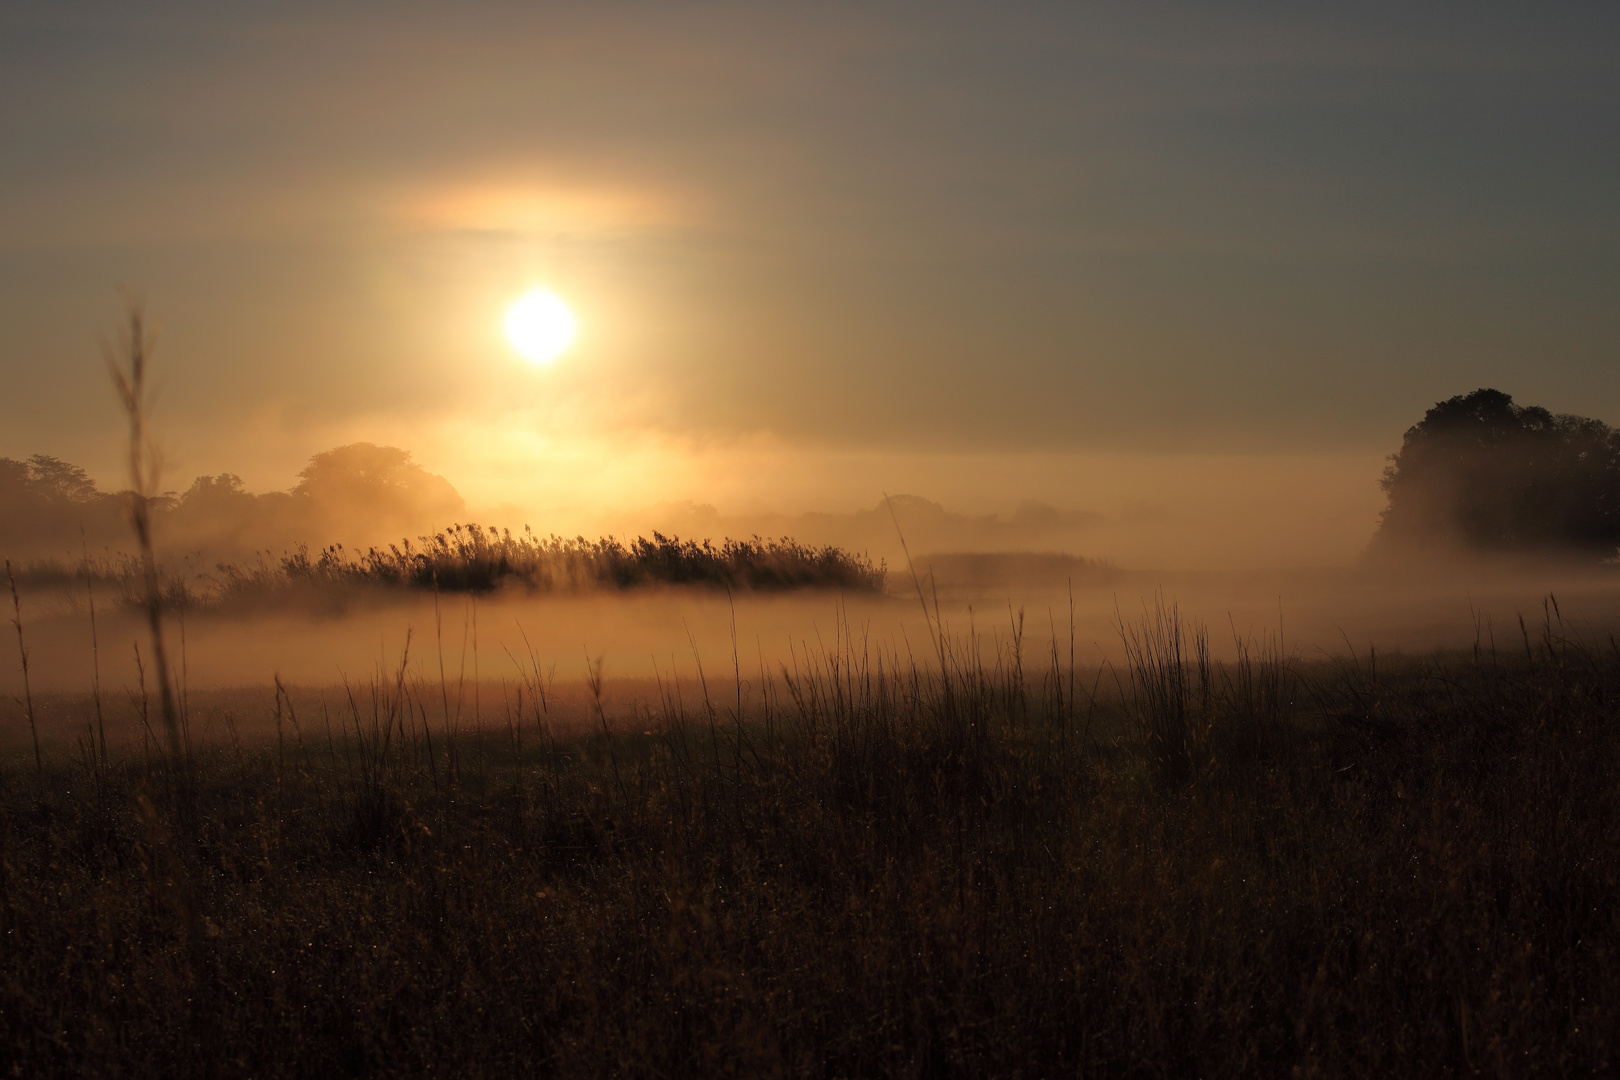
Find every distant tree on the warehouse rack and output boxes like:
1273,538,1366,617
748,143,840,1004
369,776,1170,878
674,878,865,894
1372,388,1620,559
0,454,126,558
0,443,469,564
160,473,268,555
22,455,99,503
291,443,465,543
0,457,29,501
181,472,249,503
296,444,417,497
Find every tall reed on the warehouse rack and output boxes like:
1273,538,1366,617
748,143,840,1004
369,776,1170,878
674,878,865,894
106,307,185,775
5,558,41,775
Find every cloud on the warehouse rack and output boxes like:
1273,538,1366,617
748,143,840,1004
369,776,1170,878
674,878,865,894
384,179,689,239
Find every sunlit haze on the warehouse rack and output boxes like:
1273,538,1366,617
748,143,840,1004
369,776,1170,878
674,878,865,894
8,9,1620,1068
2,2,1617,569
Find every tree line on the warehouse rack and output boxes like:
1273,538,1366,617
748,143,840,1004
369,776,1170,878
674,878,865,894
0,443,464,565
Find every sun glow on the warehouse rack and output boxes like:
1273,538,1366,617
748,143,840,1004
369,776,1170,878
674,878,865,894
504,289,577,364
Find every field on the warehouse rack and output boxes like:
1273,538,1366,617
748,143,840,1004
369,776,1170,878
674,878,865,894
2,574,1618,1077
10,5,1619,1076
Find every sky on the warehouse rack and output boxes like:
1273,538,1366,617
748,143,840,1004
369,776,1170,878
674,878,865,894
2,1,1618,567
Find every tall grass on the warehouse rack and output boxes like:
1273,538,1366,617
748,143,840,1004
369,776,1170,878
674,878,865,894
270,525,886,594
5,557,41,774
1,602,1617,1076
106,307,185,772
10,524,886,610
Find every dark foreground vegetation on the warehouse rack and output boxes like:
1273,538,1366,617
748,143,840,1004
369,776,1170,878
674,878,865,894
2,607,1617,1077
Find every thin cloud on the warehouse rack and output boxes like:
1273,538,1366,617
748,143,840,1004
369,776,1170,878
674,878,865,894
385,180,689,239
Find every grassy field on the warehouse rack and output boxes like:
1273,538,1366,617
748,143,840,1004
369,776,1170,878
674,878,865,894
2,600,1617,1077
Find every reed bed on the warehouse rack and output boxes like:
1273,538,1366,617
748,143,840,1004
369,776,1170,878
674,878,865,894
1,601,1616,1076
11,524,886,611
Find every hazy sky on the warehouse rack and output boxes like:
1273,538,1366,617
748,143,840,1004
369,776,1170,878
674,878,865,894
3,1,1617,561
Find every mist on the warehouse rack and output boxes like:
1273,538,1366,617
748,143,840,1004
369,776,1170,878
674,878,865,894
3,434,1389,573
7,413,1616,739
8,540,1619,751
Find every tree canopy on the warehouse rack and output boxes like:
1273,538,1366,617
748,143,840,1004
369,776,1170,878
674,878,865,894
0,444,464,563
1373,388,1620,559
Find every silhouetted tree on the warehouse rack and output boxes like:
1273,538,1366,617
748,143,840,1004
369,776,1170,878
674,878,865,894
0,455,127,557
291,443,464,545
0,444,467,565
161,472,283,556
21,455,99,503
1372,388,1620,559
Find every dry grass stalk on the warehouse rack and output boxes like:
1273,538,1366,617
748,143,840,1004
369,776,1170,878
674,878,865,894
5,558,42,775
105,307,185,772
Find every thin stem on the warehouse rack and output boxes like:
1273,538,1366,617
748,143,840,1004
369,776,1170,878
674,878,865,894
6,558,42,776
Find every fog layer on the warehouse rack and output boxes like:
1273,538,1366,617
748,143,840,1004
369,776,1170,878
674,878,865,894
7,557,1619,751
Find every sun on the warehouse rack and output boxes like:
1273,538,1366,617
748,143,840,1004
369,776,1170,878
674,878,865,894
504,288,577,364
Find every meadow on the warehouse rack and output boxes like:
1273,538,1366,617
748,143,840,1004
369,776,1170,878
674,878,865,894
2,580,1617,1077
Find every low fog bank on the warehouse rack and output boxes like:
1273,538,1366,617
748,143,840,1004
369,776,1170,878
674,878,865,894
573,452,1385,573
13,389,1620,747
5,443,1384,578
7,556,1620,749
20,384,1620,589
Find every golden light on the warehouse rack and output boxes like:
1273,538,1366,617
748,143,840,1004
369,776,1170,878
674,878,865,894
504,288,577,364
